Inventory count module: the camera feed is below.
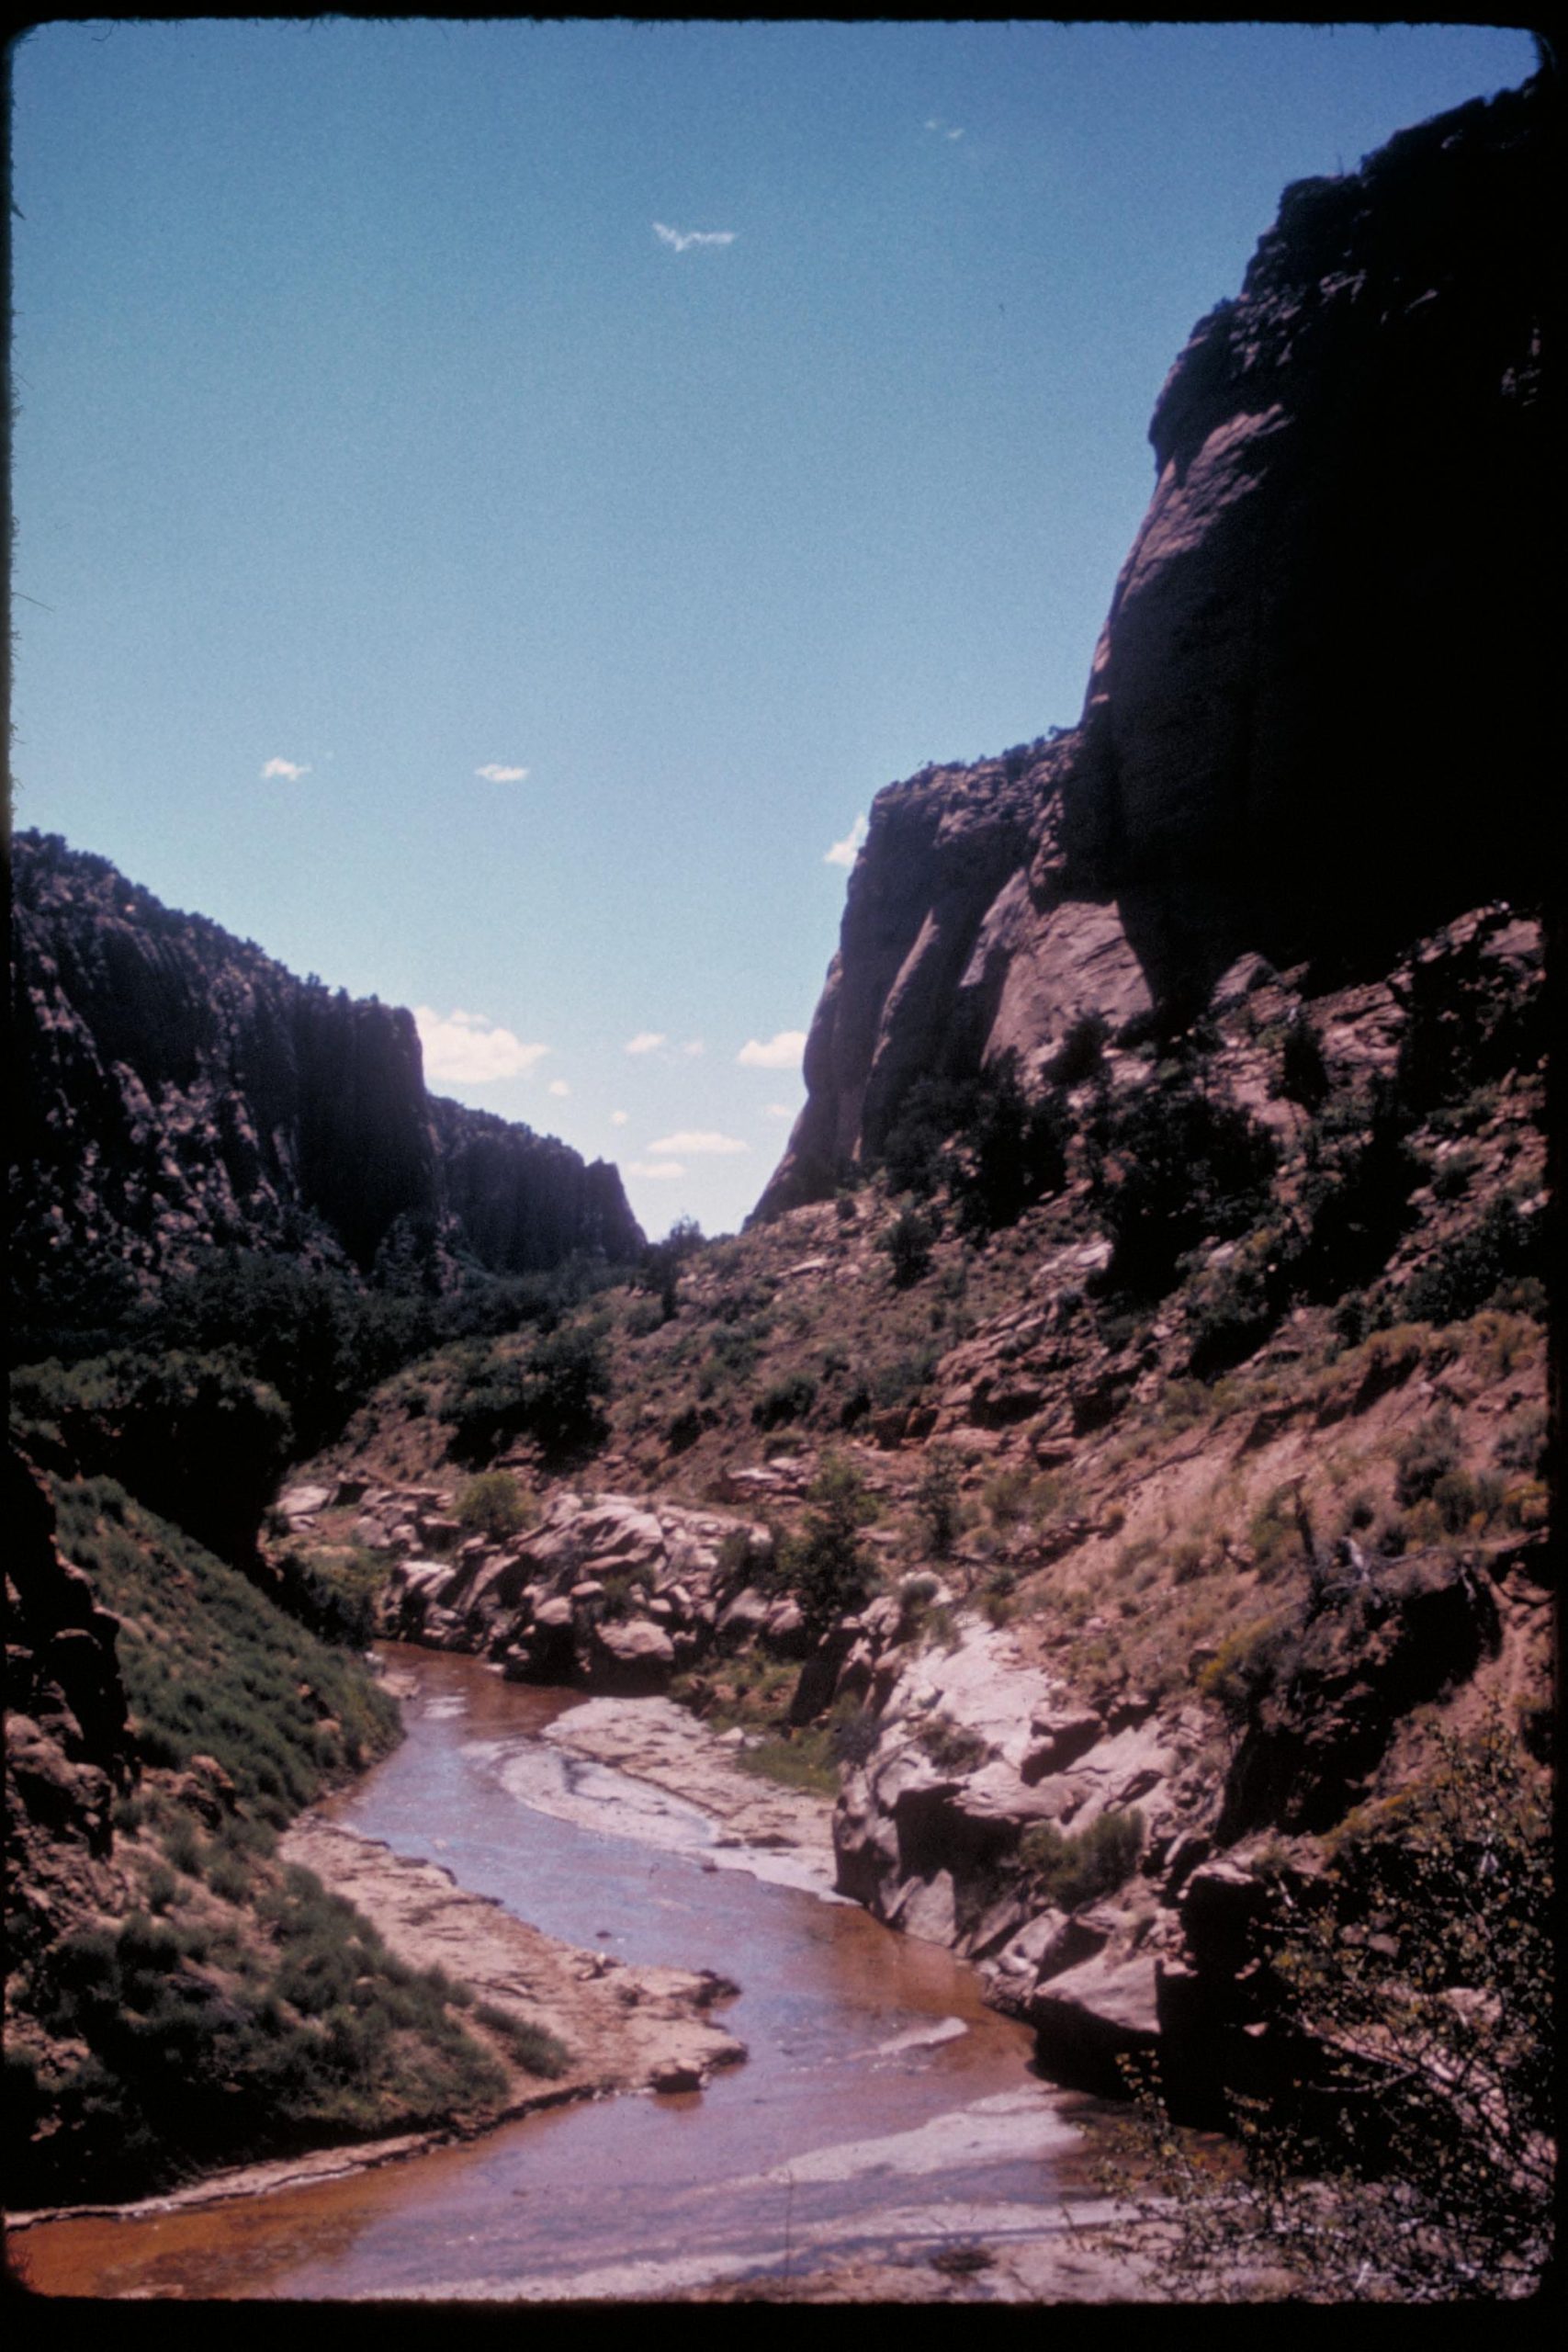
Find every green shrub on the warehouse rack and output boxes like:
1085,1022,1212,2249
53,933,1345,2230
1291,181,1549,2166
1018,1809,1144,1909
1393,1410,1462,1509
1198,1618,1298,1732
878,1054,1069,1233
915,1449,964,1558
456,1470,534,1542
472,2003,571,2078
1247,1485,1313,1580
10,1347,292,1565
880,1204,939,1288
49,1475,399,1821
441,1321,612,1465
1089,1072,1278,1298
773,1454,877,1636
1275,1012,1330,1111
919,1714,990,1773
752,1372,818,1431
1400,1199,1546,1327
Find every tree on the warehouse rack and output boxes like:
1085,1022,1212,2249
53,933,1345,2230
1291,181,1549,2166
776,1453,878,1636
880,1203,938,1288
1103,1708,1553,2301
915,1446,964,1560
639,1216,704,1323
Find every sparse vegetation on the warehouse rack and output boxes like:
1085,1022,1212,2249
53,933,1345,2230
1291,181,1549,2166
1105,1712,1551,2301
1017,1808,1144,1910
770,1453,878,1637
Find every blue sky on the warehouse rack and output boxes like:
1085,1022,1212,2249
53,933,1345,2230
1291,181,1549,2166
10,19,1539,1238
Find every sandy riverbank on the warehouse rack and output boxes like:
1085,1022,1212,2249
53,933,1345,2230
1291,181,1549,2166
9,1814,744,2233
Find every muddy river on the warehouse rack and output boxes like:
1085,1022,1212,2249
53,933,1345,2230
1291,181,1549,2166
13,1649,1106,2300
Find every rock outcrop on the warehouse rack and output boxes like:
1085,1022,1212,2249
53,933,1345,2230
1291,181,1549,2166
10,831,643,1330
3,1448,134,1975
757,74,1552,1218
361,1485,778,1693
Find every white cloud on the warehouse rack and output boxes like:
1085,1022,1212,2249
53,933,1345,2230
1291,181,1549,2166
629,1159,687,1180
825,814,868,868
681,1038,705,1057
625,1031,667,1056
763,1102,795,1121
738,1030,807,1070
414,1006,549,1085
611,1110,630,1126
548,1079,570,1097
654,221,737,254
924,117,964,140
648,1130,750,1157
476,763,530,784
261,757,310,781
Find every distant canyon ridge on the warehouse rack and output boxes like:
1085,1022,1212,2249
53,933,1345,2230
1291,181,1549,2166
10,831,644,1331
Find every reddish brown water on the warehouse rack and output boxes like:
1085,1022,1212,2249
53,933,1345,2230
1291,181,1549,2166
11,1650,1096,2300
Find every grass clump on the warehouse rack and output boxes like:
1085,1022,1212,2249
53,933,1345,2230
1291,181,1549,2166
472,2003,571,2079
1017,1809,1144,1910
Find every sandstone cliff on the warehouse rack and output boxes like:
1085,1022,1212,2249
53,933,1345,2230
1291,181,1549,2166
10,831,644,1336
757,74,1552,1220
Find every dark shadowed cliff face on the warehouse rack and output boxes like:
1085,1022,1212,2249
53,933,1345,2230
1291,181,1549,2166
757,76,1552,1221
10,832,643,1329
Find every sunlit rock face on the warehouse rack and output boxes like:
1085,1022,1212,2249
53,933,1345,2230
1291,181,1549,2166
758,75,1551,1220
10,831,643,1328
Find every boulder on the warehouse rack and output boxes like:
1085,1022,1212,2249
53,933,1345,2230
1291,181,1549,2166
590,1619,678,1694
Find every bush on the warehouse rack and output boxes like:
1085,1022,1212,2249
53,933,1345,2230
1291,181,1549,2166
915,1449,964,1559
1018,1809,1144,1910
1400,1199,1546,1328
880,1204,938,1288
456,1471,533,1543
1089,1073,1278,1298
441,1321,611,1464
11,1347,292,1564
472,2003,570,2079
751,1372,818,1431
877,1054,1070,1233
1393,1409,1462,1509
773,1454,877,1636
1106,1711,1551,2300
1275,1012,1330,1111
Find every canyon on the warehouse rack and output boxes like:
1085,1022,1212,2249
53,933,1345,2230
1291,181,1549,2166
6,71,1555,2301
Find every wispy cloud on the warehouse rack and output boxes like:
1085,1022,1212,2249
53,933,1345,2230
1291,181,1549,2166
414,1006,549,1085
738,1030,807,1071
763,1102,795,1121
654,221,737,254
475,763,529,784
261,757,310,781
629,1159,687,1180
548,1079,570,1097
611,1110,630,1126
648,1130,750,1157
825,814,868,868
625,1031,667,1056
681,1038,705,1057
924,117,964,141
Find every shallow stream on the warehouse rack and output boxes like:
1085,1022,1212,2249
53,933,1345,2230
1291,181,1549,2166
13,1648,1103,2300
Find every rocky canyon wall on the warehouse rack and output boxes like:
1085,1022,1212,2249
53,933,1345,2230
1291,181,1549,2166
757,75,1552,1220
9,831,644,1327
